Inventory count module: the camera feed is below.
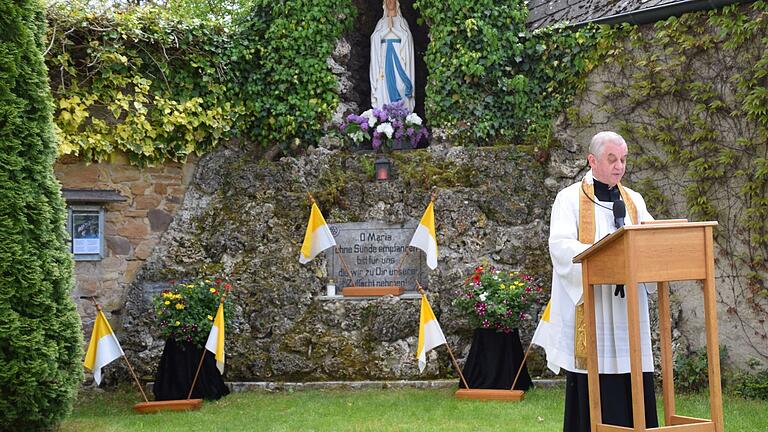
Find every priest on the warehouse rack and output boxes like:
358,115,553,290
547,131,659,431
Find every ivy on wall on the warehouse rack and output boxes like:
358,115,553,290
413,0,602,147
47,5,236,165
45,1,355,165
232,0,355,153
596,2,768,358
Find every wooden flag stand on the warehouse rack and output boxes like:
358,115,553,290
573,221,724,431
454,324,532,401
133,290,230,414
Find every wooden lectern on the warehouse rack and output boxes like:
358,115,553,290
573,221,723,432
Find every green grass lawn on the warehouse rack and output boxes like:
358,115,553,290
62,386,768,432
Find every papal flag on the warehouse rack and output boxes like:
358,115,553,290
299,202,337,264
84,310,125,385
408,202,438,270
416,294,447,373
205,303,225,374
531,300,561,374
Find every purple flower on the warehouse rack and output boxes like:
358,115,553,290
482,319,490,328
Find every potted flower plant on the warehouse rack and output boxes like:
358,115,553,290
341,101,429,153
341,101,428,180
152,275,233,401
452,263,546,391
453,264,545,333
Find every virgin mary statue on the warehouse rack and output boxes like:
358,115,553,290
369,0,415,112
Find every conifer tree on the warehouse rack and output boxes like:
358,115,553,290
0,1,84,430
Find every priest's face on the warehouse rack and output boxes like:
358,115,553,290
588,140,627,187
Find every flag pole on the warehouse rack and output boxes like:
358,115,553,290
395,191,438,277
510,342,533,391
187,289,230,400
416,283,470,390
85,296,149,402
511,305,546,391
307,192,356,287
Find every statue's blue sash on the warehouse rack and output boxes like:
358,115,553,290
381,38,413,103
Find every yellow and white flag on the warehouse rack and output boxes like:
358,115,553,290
205,303,225,374
409,202,438,270
416,294,447,372
531,300,561,374
299,202,337,264
83,310,125,385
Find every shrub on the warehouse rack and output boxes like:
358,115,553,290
673,345,728,393
0,1,83,430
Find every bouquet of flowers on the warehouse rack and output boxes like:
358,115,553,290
153,275,233,347
452,264,546,333
341,101,429,152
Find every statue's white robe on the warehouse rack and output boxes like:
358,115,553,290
370,14,415,112
546,170,657,374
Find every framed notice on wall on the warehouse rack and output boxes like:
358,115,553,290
67,205,104,260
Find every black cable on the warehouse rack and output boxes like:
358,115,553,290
580,182,615,211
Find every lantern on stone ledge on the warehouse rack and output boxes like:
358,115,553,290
375,157,391,181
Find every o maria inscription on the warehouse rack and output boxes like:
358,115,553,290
327,221,428,290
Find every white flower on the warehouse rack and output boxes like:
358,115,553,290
376,122,394,139
405,112,423,126
350,130,366,143
361,109,377,128
479,292,488,301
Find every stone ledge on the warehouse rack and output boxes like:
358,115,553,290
316,293,422,301
146,378,565,394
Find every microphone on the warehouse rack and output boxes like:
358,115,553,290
613,200,626,229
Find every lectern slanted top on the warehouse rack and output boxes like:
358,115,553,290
573,221,723,432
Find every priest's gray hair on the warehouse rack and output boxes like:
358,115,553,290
589,131,627,157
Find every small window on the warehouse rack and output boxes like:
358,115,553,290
67,205,105,261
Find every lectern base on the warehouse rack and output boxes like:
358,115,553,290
454,389,524,401
342,286,404,297
594,418,714,432
133,399,203,414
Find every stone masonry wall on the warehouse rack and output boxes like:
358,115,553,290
55,153,197,343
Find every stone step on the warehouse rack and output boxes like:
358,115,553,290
146,378,565,394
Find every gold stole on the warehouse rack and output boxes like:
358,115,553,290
574,179,638,369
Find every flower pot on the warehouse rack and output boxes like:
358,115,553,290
458,328,532,391
153,339,229,401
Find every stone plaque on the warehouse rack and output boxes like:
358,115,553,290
327,221,428,291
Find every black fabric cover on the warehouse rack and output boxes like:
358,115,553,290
153,339,230,401
458,328,532,390
564,371,658,432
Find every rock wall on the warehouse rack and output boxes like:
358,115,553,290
120,142,568,382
